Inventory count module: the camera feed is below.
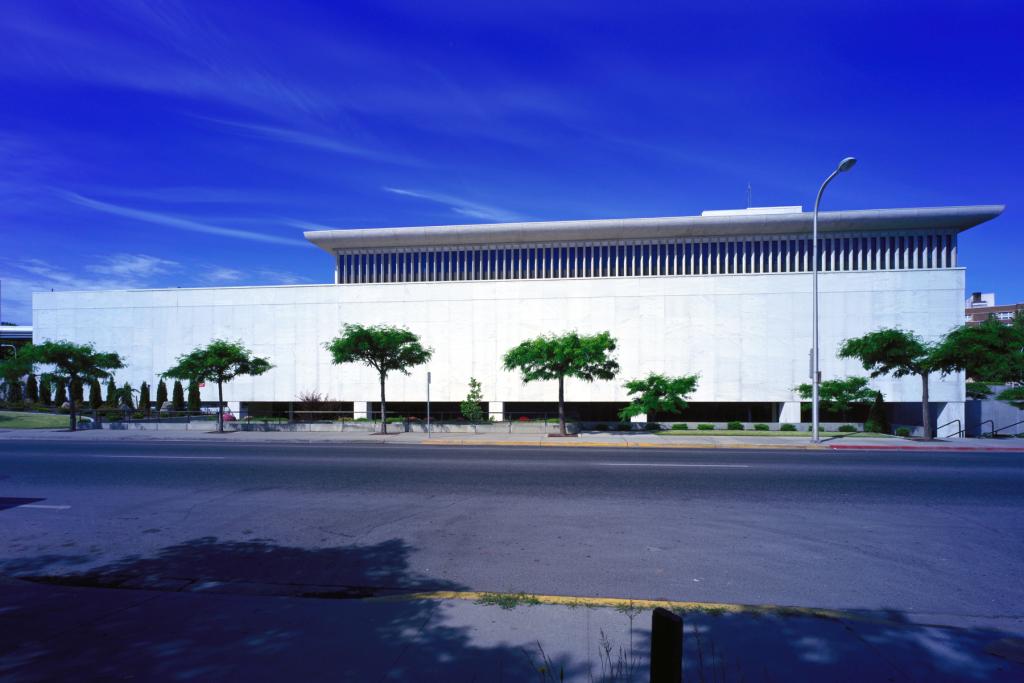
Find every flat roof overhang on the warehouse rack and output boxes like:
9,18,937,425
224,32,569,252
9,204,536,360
304,205,1004,253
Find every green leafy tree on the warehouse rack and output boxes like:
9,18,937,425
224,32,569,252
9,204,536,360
7,379,22,403
163,340,273,432
839,329,939,440
0,353,32,403
54,379,67,406
503,331,619,436
618,373,699,422
39,377,52,406
89,378,103,410
325,324,432,434
460,377,486,423
931,314,1024,385
25,374,39,403
187,380,201,414
119,382,135,411
156,379,168,410
105,377,117,406
795,376,876,420
171,380,185,412
139,381,151,417
864,391,890,434
19,341,125,431
996,386,1024,410
966,381,993,400
71,378,84,405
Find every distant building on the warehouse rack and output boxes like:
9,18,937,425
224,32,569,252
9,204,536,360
0,325,33,356
965,292,1023,325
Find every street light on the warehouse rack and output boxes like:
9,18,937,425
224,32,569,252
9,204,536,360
812,157,856,443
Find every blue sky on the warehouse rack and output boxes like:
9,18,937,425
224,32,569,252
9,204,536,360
1,1,1021,324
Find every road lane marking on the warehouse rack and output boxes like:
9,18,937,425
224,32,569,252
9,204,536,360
92,455,226,460
18,504,71,510
597,463,752,468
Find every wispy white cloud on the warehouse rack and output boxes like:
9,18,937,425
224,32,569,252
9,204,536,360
256,270,311,285
0,255,315,324
83,186,288,205
60,192,308,247
0,254,180,323
201,267,245,283
383,187,526,223
85,253,180,278
201,117,425,168
196,266,310,286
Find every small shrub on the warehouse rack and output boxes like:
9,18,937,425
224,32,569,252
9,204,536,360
644,422,661,431
517,416,530,422
671,423,688,430
895,427,911,437
727,421,743,430
697,423,714,430
780,423,797,432
753,423,769,431
838,424,857,432
594,423,608,431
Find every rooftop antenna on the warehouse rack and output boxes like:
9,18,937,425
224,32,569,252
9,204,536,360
746,183,752,208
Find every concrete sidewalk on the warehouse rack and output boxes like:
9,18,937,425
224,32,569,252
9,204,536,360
1,577,1021,682
2,426,1023,451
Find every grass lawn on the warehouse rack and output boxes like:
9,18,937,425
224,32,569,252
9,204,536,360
656,429,892,438
0,410,69,429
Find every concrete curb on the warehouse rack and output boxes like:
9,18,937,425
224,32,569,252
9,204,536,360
831,444,1024,453
420,439,828,450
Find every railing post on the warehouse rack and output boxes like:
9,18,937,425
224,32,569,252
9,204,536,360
650,607,682,683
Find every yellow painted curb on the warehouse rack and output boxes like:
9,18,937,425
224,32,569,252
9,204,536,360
364,590,855,622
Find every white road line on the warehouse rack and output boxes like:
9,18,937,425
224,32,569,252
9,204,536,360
598,463,752,468
18,504,71,510
92,455,226,460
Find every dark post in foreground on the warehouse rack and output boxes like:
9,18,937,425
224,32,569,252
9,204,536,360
650,607,682,683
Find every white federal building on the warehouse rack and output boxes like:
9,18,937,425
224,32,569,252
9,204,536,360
32,204,1004,428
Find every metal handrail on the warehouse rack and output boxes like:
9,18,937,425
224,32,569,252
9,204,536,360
988,419,1024,438
959,419,994,438
936,419,961,439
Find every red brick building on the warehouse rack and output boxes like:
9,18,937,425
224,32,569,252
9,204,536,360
965,292,1024,326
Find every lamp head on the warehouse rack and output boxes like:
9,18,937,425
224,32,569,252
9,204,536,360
837,157,857,173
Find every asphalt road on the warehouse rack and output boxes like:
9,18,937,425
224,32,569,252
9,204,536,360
2,439,1022,627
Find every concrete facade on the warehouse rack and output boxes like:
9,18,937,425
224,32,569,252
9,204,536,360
32,268,965,416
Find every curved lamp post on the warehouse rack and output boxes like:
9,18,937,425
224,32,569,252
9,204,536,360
812,157,857,442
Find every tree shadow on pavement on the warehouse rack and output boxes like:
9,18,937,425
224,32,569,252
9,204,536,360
679,609,1024,683
0,536,587,681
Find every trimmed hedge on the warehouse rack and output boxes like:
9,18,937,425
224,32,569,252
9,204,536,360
780,423,797,432
671,423,688,430
727,421,743,430
697,423,714,430
753,423,769,431
838,424,857,432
